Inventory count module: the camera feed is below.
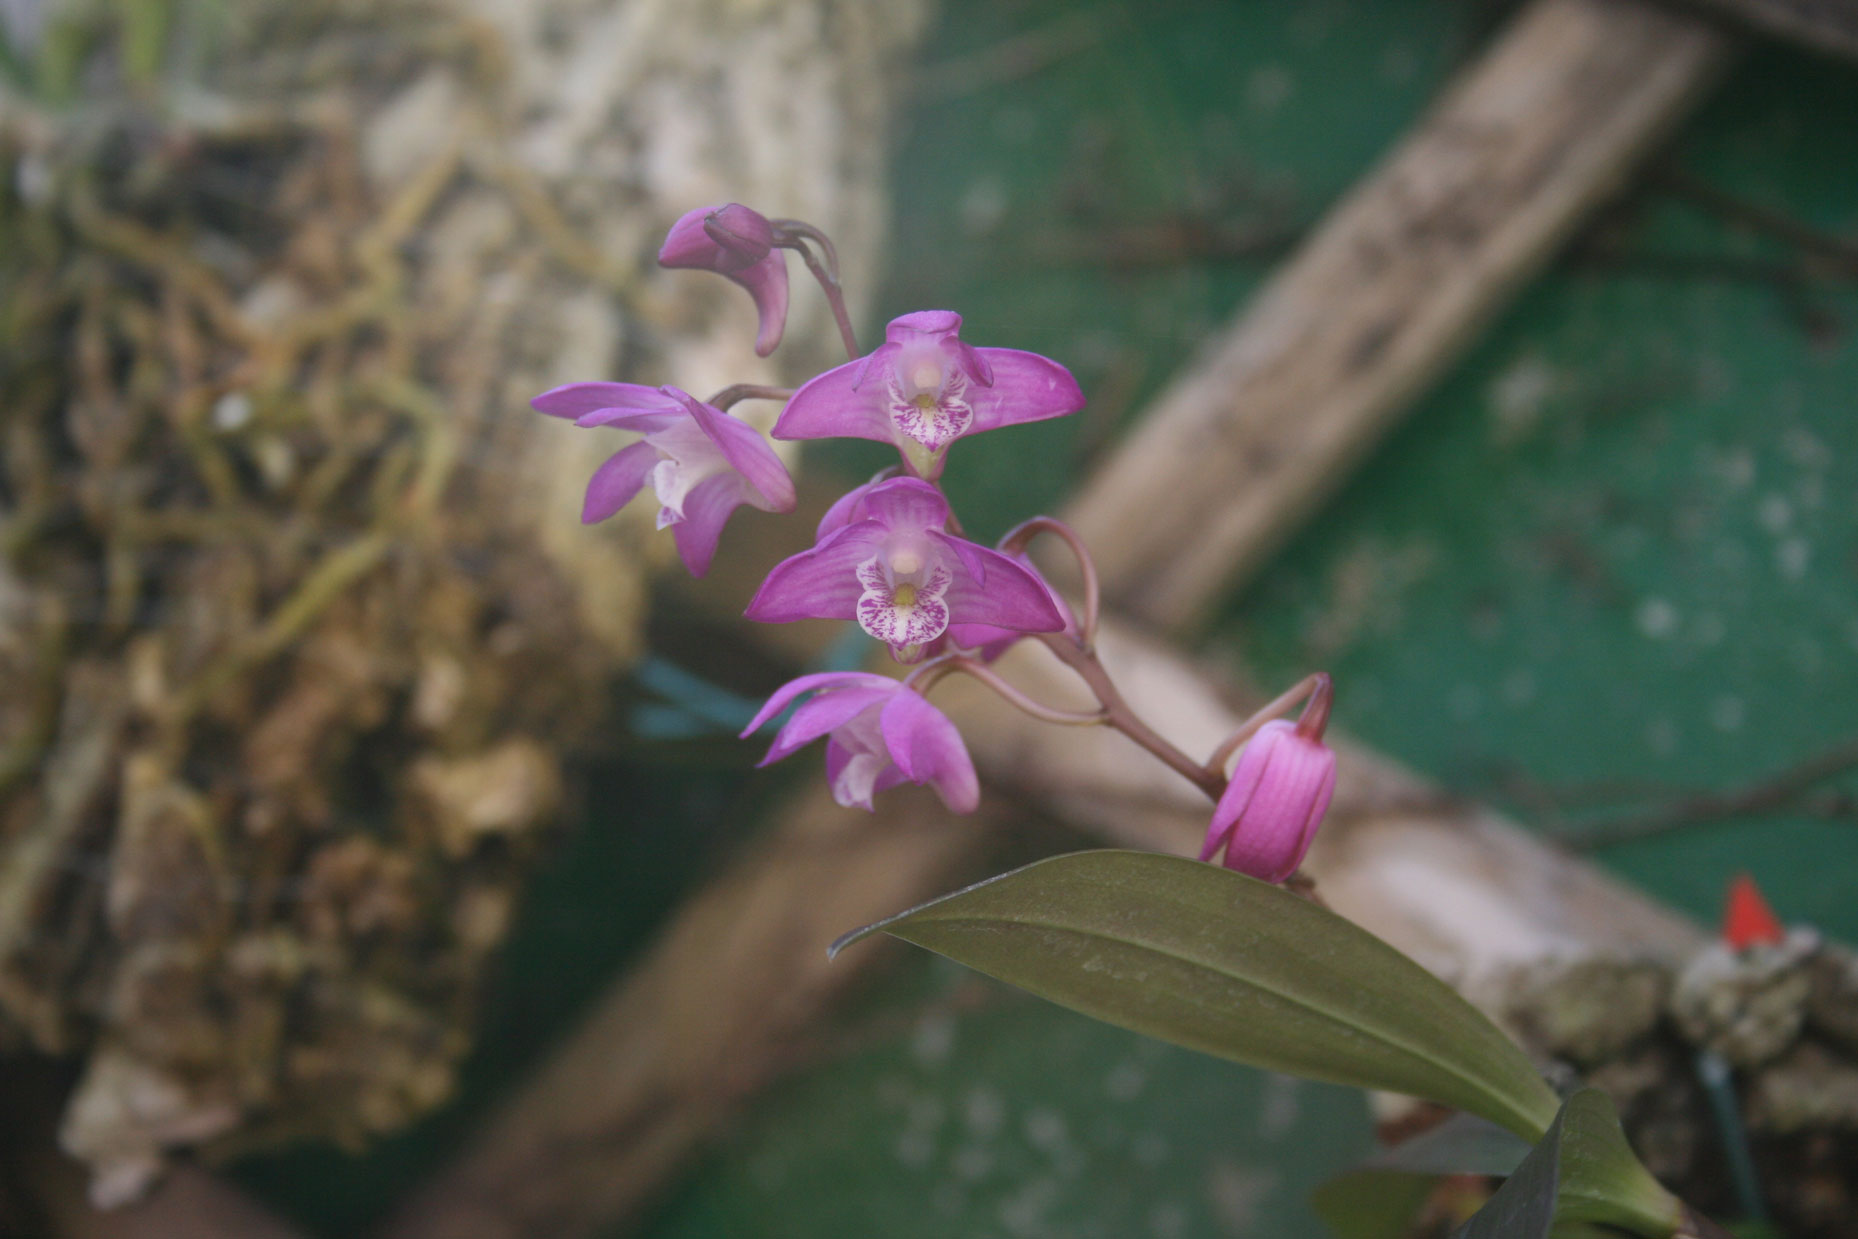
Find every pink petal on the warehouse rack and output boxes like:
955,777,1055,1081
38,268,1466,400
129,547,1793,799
730,252,790,358
744,524,886,622
860,477,951,534
940,544,1065,634
668,472,746,577
965,349,1085,433
817,479,881,540
674,390,796,512
879,688,979,813
658,204,774,271
773,356,893,443
825,738,908,811
581,442,659,524
761,688,895,765
740,671,902,737
533,381,681,420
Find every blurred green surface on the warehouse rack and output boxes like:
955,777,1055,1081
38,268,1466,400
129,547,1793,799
235,1,1858,1235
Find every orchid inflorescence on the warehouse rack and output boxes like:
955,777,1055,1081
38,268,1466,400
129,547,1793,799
534,203,1339,887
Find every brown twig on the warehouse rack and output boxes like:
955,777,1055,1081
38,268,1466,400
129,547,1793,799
1554,734,1858,850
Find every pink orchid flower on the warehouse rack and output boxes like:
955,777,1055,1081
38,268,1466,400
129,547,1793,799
658,204,790,357
1198,719,1337,884
742,672,979,813
531,381,795,577
772,310,1084,478
745,477,1064,662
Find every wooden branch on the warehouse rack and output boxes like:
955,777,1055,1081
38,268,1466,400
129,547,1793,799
1677,0,1858,62
1060,0,1732,631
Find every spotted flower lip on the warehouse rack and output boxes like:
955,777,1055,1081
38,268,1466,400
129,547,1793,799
657,204,790,357
531,381,796,576
1198,719,1337,884
741,671,979,813
744,477,1064,661
771,310,1084,477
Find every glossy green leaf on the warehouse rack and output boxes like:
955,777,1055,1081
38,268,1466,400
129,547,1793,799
1313,1113,1533,1239
1452,1089,1683,1239
833,850,1561,1140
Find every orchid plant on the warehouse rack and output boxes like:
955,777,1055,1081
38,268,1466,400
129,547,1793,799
534,204,1732,1239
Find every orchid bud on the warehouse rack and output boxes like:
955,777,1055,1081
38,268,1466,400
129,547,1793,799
1198,718,1337,884
657,204,789,357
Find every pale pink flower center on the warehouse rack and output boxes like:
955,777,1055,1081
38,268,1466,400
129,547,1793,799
644,420,732,527
854,549,952,652
885,355,973,451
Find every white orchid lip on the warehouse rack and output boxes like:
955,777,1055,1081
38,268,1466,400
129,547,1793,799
855,556,952,653
885,355,973,451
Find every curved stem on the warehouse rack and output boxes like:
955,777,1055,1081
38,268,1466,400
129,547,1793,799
1037,633,1226,802
945,656,1108,727
705,383,793,412
772,220,859,361
1204,672,1331,776
997,516,1100,649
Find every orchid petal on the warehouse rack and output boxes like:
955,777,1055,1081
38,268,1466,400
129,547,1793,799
731,252,790,357
669,472,747,577
744,523,886,622
928,529,988,586
761,688,894,765
860,477,951,533
772,356,893,443
740,671,902,736
674,390,796,512
879,688,979,813
533,381,681,420
965,349,1085,433
940,544,1065,634
817,479,880,540
581,442,659,524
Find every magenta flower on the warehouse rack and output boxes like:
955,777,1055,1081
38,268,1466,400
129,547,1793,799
772,311,1084,478
531,381,796,576
742,672,979,812
745,477,1064,661
658,204,789,357
1198,720,1337,884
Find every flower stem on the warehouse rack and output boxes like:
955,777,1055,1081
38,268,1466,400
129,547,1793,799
705,383,794,412
772,219,860,361
998,516,1100,649
1036,633,1226,802
946,656,1108,726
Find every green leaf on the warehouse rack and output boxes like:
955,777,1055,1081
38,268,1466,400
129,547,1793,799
1548,1089,1681,1235
1313,1113,1534,1239
1452,1100,1562,1239
1452,1089,1683,1239
833,850,1561,1141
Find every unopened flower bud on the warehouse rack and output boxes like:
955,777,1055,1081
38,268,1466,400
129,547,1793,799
1198,719,1337,884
